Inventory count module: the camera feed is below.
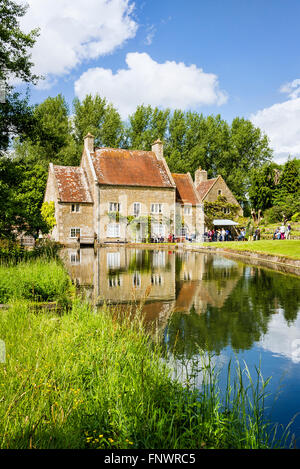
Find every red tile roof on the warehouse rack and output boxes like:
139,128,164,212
53,165,93,203
172,173,200,205
196,178,217,200
91,148,174,188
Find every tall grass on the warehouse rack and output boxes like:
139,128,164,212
0,239,61,263
0,299,290,449
0,259,72,304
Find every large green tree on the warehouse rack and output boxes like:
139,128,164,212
0,0,42,238
0,0,39,85
0,0,39,155
73,94,124,150
126,104,170,151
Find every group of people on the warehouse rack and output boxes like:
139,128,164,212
273,224,291,240
206,228,233,242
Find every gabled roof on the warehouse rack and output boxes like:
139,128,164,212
52,165,93,203
91,148,175,188
196,178,218,200
172,173,201,205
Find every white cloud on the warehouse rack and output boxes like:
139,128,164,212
74,52,228,118
144,25,156,46
250,79,300,162
259,311,300,364
279,79,300,100
18,0,137,88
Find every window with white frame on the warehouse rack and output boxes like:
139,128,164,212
109,202,121,212
218,190,222,196
132,272,141,287
107,223,120,238
151,203,162,214
152,224,165,237
151,274,163,285
183,271,192,281
70,228,80,238
184,205,192,215
71,203,80,213
133,202,141,217
107,252,120,269
108,275,122,288
152,250,166,267
70,251,80,264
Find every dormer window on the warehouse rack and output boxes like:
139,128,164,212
71,203,80,212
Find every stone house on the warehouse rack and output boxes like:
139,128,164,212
172,172,203,238
44,135,204,245
194,168,243,217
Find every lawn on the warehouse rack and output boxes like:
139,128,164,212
206,239,300,260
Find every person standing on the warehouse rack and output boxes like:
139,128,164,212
280,224,285,240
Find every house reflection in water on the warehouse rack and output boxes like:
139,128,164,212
60,247,243,335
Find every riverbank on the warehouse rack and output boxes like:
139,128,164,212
188,240,300,276
97,240,300,275
0,258,291,449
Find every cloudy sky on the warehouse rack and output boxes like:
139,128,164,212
17,0,300,163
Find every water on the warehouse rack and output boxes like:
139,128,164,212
61,246,300,444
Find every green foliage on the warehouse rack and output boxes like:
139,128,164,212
249,158,300,220
41,201,56,233
291,212,300,222
0,297,286,448
0,0,39,85
0,239,61,263
73,94,124,149
204,196,240,229
0,259,72,303
126,104,170,151
0,0,39,155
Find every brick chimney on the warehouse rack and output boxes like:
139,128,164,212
84,133,94,153
194,168,207,187
152,139,164,160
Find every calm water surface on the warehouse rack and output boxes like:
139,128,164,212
61,246,300,443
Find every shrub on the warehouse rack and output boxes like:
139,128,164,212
291,212,300,222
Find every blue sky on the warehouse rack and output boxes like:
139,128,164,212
18,0,300,162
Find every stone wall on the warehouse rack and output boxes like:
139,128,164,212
98,185,176,242
58,203,94,244
204,176,243,216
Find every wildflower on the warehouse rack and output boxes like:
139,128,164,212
108,438,114,443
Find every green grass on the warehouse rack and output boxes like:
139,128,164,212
205,240,300,260
0,298,291,449
0,259,73,304
0,258,292,449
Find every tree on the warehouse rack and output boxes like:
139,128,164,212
248,163,280,212
73,94,124,149
0,0,39,84
126,105,170,150
0,0,40,155
13,94,77,166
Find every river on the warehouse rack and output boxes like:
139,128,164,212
61,245,300,445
